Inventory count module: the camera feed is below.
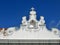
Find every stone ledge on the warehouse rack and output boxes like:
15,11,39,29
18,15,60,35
0,39,60,43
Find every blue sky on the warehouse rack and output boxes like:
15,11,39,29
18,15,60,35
0,0,60,30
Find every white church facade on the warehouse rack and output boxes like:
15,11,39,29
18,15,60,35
0,7,60,39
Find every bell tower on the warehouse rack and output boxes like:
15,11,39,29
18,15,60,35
28,7,38,29
29,7,36,20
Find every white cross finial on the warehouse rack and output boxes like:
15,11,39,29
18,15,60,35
31,7,34,11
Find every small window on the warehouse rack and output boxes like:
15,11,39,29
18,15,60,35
54,31,57,34
30,20,36,25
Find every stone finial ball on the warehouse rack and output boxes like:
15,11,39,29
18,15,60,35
40,16,44,20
